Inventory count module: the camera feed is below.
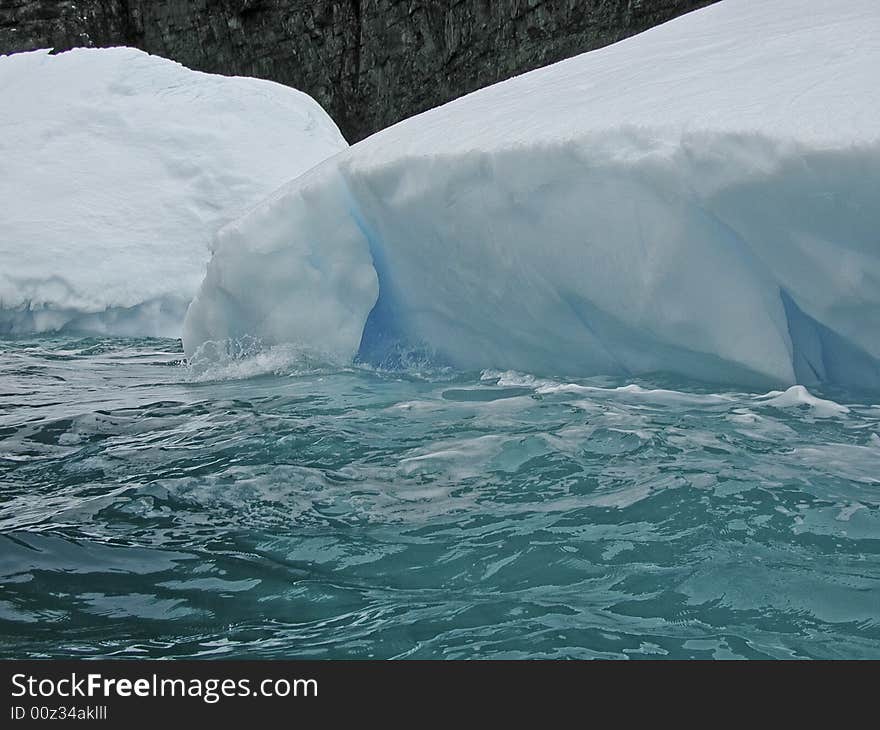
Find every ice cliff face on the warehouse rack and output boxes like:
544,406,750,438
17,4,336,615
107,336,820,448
183,0,880,389
0,0,718,141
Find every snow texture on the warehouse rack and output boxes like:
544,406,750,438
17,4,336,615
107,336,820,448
0,47,347,336
188,0,880,387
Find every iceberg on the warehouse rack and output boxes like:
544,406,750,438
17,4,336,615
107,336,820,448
0,47,347,337
185,0,880,388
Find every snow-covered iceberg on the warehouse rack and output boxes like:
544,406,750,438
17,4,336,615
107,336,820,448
0,47,347,337
185,0,875,388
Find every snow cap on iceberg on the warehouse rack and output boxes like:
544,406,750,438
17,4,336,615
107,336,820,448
0,47,348,337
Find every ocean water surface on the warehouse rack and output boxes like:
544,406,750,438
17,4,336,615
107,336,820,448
1,335,879,659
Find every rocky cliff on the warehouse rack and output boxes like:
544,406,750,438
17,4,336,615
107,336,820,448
0,1,719,141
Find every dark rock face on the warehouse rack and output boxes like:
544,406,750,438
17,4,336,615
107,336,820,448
0,1,132,53
0,0,719,141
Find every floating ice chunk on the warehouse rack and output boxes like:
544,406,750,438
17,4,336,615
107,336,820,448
184,0,880,388
756,386,850,418
0,48,347,337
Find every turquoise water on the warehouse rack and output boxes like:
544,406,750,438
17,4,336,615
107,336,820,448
1,335,879,659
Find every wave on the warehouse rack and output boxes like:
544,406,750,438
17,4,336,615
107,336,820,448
184,337,349,382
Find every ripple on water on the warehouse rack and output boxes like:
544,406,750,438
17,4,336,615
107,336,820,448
1,336,879,658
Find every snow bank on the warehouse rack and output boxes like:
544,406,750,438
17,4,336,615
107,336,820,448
0,48,347,337
184,0,880,388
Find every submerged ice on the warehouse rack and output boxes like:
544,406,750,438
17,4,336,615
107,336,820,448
0,47,347,337
184,0,880,389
